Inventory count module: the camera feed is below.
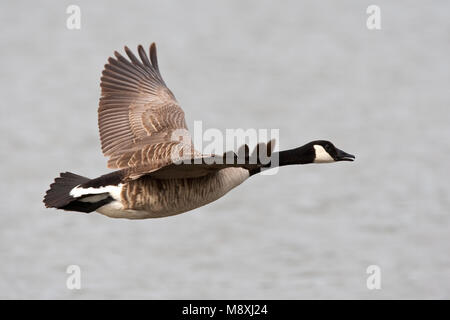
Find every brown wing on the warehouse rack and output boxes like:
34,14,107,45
99,44,275,181
99,43,194,173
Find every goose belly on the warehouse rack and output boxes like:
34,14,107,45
98,168,249,219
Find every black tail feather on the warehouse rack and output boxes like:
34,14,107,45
44,172,90,209
59,196,114,213
44,171,121,214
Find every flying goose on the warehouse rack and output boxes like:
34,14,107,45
43,43,355,219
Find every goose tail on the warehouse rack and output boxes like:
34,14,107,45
43,172,115,213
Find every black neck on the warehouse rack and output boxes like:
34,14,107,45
249,144,314,176
275,144,315,166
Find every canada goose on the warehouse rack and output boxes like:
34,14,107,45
43,43,355,219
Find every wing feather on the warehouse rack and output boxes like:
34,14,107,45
98,43,192,175
98,43,275,181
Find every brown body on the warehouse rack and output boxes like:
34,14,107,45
96,168,250,219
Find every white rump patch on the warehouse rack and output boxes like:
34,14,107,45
70,184,123,201
313,145,334,163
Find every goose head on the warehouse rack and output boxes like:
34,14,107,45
275,140,355,167
311,140,355,163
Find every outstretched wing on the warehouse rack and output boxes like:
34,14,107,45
99,44,275,181
99,43,195,172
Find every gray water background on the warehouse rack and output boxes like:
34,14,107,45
1,0,449,299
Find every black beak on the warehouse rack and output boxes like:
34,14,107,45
335,148,355,161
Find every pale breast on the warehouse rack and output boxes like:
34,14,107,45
117,167,249,218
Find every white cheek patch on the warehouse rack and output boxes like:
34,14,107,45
313,145,334,163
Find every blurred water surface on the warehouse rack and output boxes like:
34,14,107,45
1,0,449,299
